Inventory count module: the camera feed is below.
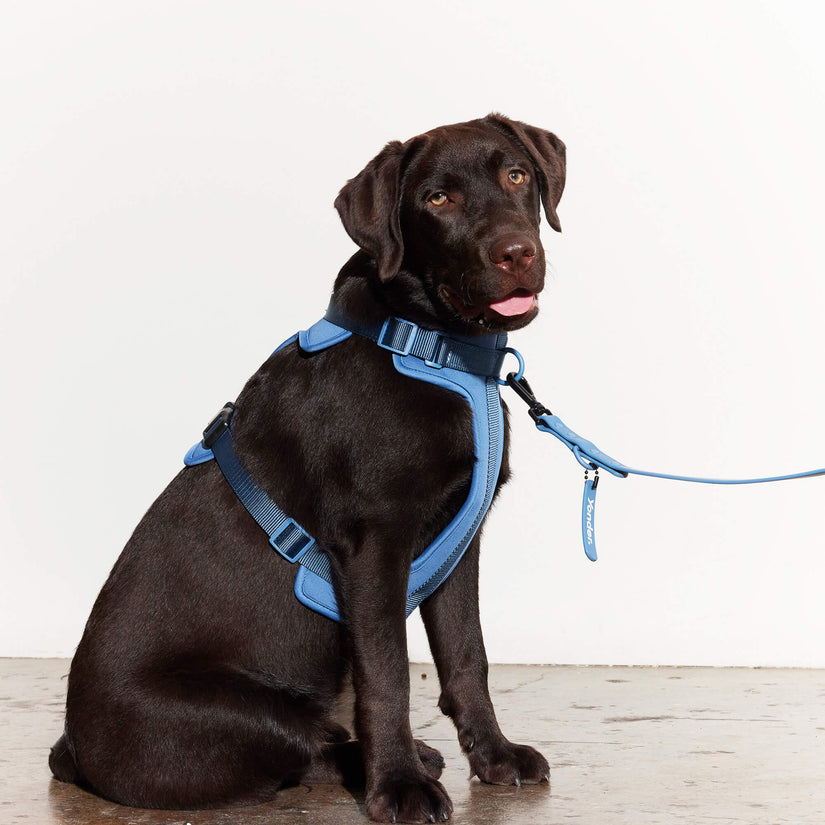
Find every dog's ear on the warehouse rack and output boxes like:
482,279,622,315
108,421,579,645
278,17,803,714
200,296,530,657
483,114,566,232
335,140,407,282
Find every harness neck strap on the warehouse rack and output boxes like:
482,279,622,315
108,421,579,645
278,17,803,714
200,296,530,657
324,300,509,377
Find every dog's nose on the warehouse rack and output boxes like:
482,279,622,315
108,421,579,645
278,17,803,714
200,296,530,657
489,234,536,277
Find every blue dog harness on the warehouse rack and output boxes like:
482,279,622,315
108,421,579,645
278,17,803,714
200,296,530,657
185,308,510,622
185,306,825,618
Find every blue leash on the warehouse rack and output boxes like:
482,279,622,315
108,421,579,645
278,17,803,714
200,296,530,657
504,366,825,561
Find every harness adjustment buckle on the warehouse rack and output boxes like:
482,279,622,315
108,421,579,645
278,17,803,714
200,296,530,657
202,402,236,449
377,317,419,357
424,337,448,369
270,518,314,562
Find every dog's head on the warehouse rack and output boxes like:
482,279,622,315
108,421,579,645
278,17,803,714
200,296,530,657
334,114,566,334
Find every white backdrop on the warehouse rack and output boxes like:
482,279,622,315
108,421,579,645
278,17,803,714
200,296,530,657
2,1,824,666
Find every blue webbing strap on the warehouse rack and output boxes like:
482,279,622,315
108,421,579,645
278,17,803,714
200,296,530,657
203,405,316,564
505,370,825,561
324,303,507,378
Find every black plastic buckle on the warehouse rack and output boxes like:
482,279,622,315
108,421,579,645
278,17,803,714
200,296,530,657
202,402,236,449
505,373,552,423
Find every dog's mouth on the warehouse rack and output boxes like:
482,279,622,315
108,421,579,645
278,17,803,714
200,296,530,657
439,285,538,329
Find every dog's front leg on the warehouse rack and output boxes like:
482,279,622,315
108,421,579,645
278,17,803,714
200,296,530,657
420,534,550,786
339,530,453,823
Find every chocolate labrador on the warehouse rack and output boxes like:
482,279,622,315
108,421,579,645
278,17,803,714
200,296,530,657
49,113,566,823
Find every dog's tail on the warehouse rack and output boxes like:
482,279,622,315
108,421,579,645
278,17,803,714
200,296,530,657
49,733,82,784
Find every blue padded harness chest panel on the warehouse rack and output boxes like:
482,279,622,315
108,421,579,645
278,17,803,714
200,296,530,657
294,331,504,621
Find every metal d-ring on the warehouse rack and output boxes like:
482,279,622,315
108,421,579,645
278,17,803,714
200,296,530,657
496,347,525,385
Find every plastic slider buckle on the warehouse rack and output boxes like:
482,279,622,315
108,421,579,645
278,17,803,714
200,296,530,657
202,402,236,449
424,337,448,369
270,518,314,562
377,318,419,356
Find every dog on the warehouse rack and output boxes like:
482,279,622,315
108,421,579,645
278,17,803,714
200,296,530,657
49,113,566,823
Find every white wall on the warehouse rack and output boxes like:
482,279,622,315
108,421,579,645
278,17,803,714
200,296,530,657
2,1,824,666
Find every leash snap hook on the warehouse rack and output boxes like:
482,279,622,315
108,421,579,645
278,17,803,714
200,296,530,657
505,372,552,422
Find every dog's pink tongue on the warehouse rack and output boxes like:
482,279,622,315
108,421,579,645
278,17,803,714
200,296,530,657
489,293,535,317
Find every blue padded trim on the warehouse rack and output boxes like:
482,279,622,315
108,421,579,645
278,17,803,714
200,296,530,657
294,345,504,620
184,442,214,466
298,319,352,353
292,560,341,622
399,358,503,614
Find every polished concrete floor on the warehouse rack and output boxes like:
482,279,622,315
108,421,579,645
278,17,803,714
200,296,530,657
2,658,823,824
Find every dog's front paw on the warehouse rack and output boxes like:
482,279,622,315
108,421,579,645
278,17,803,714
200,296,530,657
465,737,550,786
366,770,453,823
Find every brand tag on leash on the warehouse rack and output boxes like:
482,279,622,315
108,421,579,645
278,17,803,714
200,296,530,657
581,470,599,562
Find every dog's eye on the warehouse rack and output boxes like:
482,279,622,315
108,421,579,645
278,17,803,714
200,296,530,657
428,192,448,206
508,170,526,185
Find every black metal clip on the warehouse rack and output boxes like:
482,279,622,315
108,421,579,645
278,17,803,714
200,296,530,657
505,373,552,423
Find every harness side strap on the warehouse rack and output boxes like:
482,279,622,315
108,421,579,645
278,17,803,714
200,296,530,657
203,404,316,564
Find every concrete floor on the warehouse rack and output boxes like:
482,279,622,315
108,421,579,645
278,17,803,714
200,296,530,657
1,659,823,824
